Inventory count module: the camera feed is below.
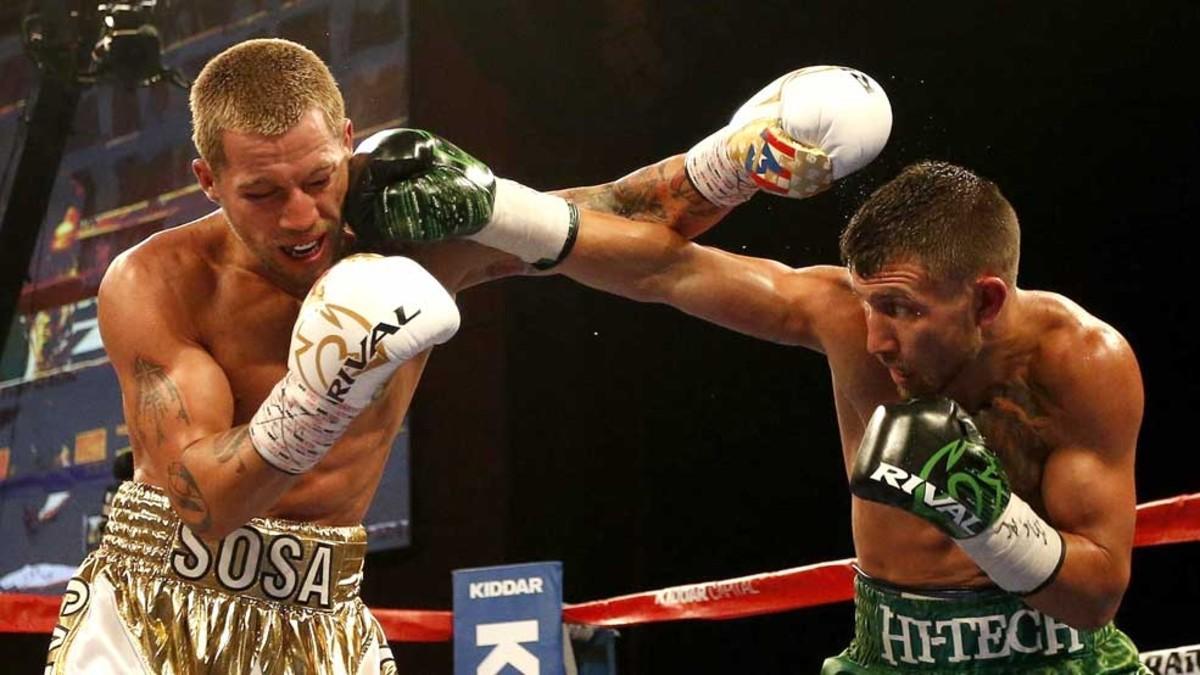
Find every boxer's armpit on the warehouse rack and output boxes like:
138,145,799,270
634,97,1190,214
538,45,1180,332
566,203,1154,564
166,460,213,534
133,355,191,448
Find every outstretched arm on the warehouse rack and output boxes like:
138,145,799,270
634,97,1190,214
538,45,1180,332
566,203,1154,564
410,205,839,351
551,155,730,239
349,66,891,269
555,209,844,351
349,67,890,335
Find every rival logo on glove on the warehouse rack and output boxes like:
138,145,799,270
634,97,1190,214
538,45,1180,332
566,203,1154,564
292,303,422,405
868,460,987,537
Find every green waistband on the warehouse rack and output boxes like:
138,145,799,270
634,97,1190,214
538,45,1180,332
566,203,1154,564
846,574,1116,670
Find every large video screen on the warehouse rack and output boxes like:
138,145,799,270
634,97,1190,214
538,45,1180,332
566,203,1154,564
0,0,413,594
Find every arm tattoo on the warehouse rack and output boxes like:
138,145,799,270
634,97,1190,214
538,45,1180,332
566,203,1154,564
133,356,191,448
664,165,725,219
560,160,723,226
167,461,213,534
210,426,249,463
610,165,672,223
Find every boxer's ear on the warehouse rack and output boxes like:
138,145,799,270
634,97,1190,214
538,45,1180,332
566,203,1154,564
342,118,354,152
973,276,1008,326
193,159,220,204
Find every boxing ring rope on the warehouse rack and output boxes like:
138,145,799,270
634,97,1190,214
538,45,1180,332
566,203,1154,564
2,492,1197,641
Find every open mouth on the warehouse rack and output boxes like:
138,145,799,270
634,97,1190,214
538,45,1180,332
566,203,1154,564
282,235,324,260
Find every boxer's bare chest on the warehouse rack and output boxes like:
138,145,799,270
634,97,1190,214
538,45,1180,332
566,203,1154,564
842,364,1059,505
198,276,299,422
839,356,1065,585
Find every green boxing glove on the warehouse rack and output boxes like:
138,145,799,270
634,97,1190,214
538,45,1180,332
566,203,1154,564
849,398,1066,595
344,128,578,269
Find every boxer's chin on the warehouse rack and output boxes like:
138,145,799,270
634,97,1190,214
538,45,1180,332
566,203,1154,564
256,251,329,297
894,373,938,400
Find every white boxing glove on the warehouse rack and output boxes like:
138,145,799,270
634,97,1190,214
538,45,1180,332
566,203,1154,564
686,66,893,206
249,254,460,474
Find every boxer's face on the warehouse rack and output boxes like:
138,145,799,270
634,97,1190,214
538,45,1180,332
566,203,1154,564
193,109,353,295
851,261,983,399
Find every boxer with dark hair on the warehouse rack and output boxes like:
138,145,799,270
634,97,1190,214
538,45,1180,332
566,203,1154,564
552,158,1149,672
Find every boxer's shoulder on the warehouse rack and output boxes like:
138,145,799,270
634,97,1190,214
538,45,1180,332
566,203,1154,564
99,218,223,337
788,264,872,350
1023,291,1142,434
777,264,858,304
109,217,221,284
1024,290,1134,368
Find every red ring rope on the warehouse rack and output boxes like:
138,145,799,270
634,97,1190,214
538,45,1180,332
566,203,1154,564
3,492,1197,641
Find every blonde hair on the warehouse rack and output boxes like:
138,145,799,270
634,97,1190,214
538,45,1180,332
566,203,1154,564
189,38,345,170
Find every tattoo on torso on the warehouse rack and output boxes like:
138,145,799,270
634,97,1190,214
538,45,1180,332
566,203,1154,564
972,379,1057,510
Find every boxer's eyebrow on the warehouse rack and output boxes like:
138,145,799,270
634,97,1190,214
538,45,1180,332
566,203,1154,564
236,176,276,191
852,284,913,302
237,162,333,190
872,289,914,301
306,162,334,177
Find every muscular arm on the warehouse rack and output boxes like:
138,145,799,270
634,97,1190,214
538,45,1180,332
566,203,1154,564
413,155,734,292
1023,330,1143,628
100,252,297,540
414,202,842,351
561,211,850,350
390,144,846,348
552,155,730,239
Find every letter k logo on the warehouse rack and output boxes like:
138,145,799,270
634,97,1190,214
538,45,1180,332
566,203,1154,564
476,620,540,674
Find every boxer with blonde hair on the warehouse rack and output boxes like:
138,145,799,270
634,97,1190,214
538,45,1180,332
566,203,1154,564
47,37,890,672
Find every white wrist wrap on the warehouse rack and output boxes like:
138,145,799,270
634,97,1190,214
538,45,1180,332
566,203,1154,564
468,178,578,269
957,493,1066,595
248,254,461,475
249,370,370,475
684,125,758,207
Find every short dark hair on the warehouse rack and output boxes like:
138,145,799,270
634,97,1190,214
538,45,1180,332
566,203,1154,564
839,161,1020,284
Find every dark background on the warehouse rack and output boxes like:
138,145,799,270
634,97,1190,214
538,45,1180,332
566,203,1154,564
4,1,1199,673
